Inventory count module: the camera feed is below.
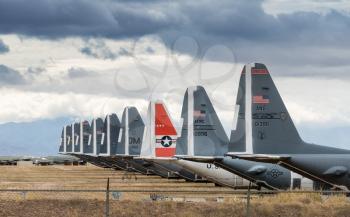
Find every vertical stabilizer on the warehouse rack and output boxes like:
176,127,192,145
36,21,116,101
79,121,83,154
140,101,178,158
177,86,229,156
66,125,72,153
231,63,349,154
128,107,145,155
94,118,104,155
108,114,121,155
59,126,65,153
120,107,145,156
73,122,81,153
82,120,93,154
155,102,178,157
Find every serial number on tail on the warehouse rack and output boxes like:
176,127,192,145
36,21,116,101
195,132,208,137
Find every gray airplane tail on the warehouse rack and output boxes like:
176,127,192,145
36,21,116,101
103,114,121,155
231,63,350,155
92,118,105,155
82,120,93,154
119,107,145,156
72,122,81,153
176,86,229,156
65,125,72,153
59,126,65,153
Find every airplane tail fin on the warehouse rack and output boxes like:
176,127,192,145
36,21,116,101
93,118,104,155
154,102,178,157
107,114,121,155
120,107,145,156
72,122,81,153
82,120,93,154
59,126,65,153
176,86,229,156
231,63,348,154
140,101,178,158
65,125,72,153
96,117,109,156
229,63,303,154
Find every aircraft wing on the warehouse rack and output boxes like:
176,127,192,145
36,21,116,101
225,153,291,163
135,156,176,161
174,155,224,163
109,155,136,160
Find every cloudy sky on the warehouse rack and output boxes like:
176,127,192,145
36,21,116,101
1,0,350,155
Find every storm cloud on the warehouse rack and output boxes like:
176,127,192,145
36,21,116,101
0,65,26,85
67,67,97,78
0,39,9,54
0,0,179,39
0,0,349,46
1,0,350,76
80,39,131,60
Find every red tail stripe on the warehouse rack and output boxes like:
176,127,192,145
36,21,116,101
242,68,269,75
252,68,269,75
155,148,176,157
155,103,177,136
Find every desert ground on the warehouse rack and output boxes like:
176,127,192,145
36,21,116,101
0,164,349,217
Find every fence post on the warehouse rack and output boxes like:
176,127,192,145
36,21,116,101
105,178,110,217
246,181,252,217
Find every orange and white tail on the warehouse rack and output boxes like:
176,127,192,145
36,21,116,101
155,103,177,157
140,101,178,158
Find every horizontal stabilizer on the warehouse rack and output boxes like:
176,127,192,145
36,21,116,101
136,156,176,161
225,153,290,163
174,155,224,163
247,165,267,175
110,155,136,160
323,166,348,177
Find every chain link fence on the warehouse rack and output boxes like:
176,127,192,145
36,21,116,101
0,185,349,217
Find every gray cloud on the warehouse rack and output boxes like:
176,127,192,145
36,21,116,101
0,39,9,54
67,67,97,78
1,0,350,77
1,1,349,48
0,0,179,39
0,65,26,85
27,66,45,74
80,39,130,60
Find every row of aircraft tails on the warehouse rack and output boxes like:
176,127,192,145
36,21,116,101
59,63,350,191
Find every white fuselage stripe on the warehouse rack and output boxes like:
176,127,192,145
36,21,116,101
63,126,67,153
72,124,75,153
151,102,155,157
107,116,111,155
232,105,240,131
187,87,196,156
93,119,97,156
125,108,129,155
245,64,253,154
101,133,105,147
80,121,83,153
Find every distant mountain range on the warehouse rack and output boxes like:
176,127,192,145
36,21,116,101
0,117,73,156
0,117,348,156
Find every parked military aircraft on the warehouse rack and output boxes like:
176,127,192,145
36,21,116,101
33,155,83,165
69,117,127,170
0,156,31,165
104,107,173,177
168,86,251,188
227,63,350,190
139,101,205,182
64,110,174,178
176,86,294,190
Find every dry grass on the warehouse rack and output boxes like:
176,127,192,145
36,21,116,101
0,197,350,217
0,165,350,217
